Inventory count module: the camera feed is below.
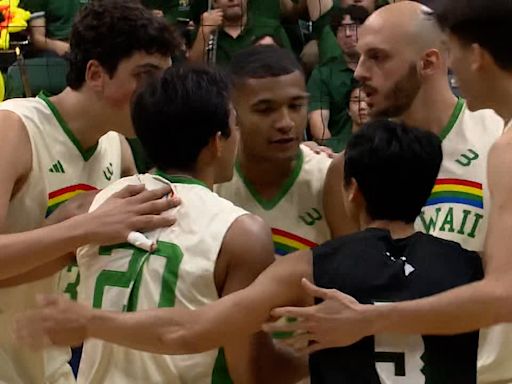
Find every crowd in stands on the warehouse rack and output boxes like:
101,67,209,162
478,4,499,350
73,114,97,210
1,0,457,160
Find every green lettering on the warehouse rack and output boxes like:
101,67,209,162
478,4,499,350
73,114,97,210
457,209,472,235
439,207,455,233
418,207,442,233
467,213,484,239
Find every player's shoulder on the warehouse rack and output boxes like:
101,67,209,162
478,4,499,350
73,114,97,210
301,144,333,174
461,104,504,135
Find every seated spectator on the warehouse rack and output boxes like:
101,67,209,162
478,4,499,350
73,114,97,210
21,0,85,57
141,0,193,23
307,5,369,152
189,0,294,66
348,84,369,133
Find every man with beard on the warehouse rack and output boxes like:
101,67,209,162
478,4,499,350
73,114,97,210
274,2,511,383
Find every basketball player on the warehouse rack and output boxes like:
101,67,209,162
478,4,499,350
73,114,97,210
17,120,484,383
311,4,510,381
260,0,512,371
0,1,178,382
61,65,305,384
215,45,338,256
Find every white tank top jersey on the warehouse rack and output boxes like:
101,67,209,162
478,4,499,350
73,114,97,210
0,94,123,383
215,145,332,256
414,99,509,384
76,172,247,384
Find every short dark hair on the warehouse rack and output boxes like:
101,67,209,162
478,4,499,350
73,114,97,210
132,65,231,172
344,120,442,223
229,45,303,86
330,5,370,34
67,0,178,89
431,0,512,71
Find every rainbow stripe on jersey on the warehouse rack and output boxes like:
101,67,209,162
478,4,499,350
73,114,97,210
272,228,317,256
46,183,97,217
425,178,483,209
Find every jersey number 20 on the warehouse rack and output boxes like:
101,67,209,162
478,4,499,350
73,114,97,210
93,241,184,311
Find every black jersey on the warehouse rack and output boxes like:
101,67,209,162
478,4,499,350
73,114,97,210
310,228,483,384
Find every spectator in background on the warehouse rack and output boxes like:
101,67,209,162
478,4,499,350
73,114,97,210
140,0,193,23
307,5,369,152
348,84,369,133
21,0,86,57
189,0,294,66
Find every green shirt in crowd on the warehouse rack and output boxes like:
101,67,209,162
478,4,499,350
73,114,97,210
308,12,353,152
20,0,87,41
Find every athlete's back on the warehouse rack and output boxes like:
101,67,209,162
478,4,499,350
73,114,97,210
77,172,248,383
311,229,482,384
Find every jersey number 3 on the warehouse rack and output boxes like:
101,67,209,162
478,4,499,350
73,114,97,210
93,241,184,311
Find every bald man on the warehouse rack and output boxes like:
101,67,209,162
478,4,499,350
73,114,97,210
273,2,510,382
304,1,509,382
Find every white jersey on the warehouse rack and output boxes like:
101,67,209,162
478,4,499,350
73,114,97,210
77,172,247,384
0,94,123,383
215,145,331,256
413,99,509,383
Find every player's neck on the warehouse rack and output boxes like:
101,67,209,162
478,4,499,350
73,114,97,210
50,88,112,150
237,150,299,199
363,219,416,240
400,83,458,137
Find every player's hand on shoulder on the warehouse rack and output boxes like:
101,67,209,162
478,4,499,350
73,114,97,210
263,279,369,354
82,184,181,245
302,141,336,159
14,294,90,349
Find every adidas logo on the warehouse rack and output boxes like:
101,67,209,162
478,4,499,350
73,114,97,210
49,160,65,174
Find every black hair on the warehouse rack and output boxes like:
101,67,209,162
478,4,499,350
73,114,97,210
344,120,442,223
251,34,283,47
431,0,512,71
229,45,303,86
132,65,231,172
330,5,370,34
67,0,178,89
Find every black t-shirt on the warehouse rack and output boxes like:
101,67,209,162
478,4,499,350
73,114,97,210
310,228,483,384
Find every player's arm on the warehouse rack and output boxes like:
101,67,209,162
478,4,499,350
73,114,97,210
267,139,512,352
120,136,137,177
323,154,358,238
0,112,177,280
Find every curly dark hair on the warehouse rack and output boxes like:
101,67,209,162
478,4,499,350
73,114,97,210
67,0,178,89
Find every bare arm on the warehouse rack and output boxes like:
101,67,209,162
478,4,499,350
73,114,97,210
189,10,223,63
323,153,359,238
309,109,332,141
29,17,70,56
306,0,332,21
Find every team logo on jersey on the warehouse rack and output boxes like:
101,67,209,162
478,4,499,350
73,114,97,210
48,160,65,174
455,149,479,167
103,162,114,181
45,183,97,217
299,208,323,226
272,228,317,256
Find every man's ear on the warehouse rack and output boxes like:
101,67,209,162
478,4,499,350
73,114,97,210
85,60,106,92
